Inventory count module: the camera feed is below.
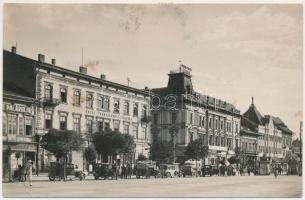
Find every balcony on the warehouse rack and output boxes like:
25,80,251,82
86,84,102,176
41,97,60,107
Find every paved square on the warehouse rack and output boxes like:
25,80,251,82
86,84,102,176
2,175,302,197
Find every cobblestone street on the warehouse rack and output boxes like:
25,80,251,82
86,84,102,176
2,175,302,197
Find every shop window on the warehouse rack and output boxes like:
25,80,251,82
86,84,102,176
113,120,120,131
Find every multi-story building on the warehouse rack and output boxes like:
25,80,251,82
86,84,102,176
2,89,37,181
3,47,151,171
151,65,241,165
242,98,293,164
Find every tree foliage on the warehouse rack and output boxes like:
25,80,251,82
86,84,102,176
137,153,148,161
184,139,208,161
150,141,173,162
92,129,135,157
84,146,97,164
40,129,84,159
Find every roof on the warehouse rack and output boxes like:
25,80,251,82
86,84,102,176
3,89,35,103
243,103,263,125
3,49,149,97
240,127,262,137
264,115,293,135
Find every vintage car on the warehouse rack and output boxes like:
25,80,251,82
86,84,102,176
93,163,114,180
201,165,212,177
48,162,86,181
134,161,160,179
160,163,181,178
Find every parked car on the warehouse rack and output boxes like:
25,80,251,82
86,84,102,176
48,162,85,181
201,165,212,177
93,163,114,180
134,161,160,179
160,163,181,178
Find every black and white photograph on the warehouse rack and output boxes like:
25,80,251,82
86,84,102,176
1,0,303,198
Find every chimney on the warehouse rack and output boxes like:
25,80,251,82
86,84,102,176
100,74,106,80
38,54,45,63
11,46,17,54
51,59,56,65
79,66,87,75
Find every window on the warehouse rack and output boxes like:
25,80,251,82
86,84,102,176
104,122,110,131
142,127,147,139
74,90,81,106
60,115,67,130
227,122,231,132
215,118,218,129
190,113,193,124
220,120,224,130
97,95,109,111
86,93,93,108
153,114,158,124
190,133,194,142
73,116,81,133
19,117,24,135
60,88,67,103
209,135,213,145
235,123,239,133
209,118,212,129
123,101,130,115
123,123,129,134
3,115,7,135
44,84,53,100
45,113,52,129
133,124,138,139
8,114,17,134
201,116,205,127
97,121,103,132
86,118,93,134
114,98,120,113
216,136,219,146
227,138,232,150
171,112,177,124
113,120,120,131
142,105,147,117
221,137,225,147
25,117,33,136
133,103,138,116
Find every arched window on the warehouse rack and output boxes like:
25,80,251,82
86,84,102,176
74,90,81,106
86,93,93,108
44,85,52,100
60,88,67,103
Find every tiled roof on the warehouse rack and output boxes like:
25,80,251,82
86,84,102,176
243,104,263,125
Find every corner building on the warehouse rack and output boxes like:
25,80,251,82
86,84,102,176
151,66,241,165
3,47,151,171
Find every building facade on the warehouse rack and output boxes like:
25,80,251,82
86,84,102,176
2,90,37,181
3,47,151,171
242,98,293,166
151,66,241,165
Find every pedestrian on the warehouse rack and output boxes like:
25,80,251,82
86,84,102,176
278,165,282,175
274,166,278,179
247,166,251,176
25,160,34,186
240,166,243,176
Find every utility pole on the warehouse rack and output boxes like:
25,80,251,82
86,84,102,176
300,121,303,176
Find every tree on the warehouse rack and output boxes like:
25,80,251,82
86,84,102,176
138,154,147,161
40,129,84,160
150,141,173,163
184,139,209,177
84,146,97,164
92,129,135,164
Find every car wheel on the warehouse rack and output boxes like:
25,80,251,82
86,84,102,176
49,174,55,181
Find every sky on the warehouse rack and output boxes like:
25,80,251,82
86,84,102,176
3,3,303,137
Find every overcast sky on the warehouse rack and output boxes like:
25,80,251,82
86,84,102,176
3,3,303,136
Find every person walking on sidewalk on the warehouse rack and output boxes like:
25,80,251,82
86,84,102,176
25,160,35,186
273,165,278,179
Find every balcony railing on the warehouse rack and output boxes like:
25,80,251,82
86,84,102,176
41,97,60,107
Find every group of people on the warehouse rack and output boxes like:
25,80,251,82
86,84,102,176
12,160,35,186
218,164,254,176
111,162,133,180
